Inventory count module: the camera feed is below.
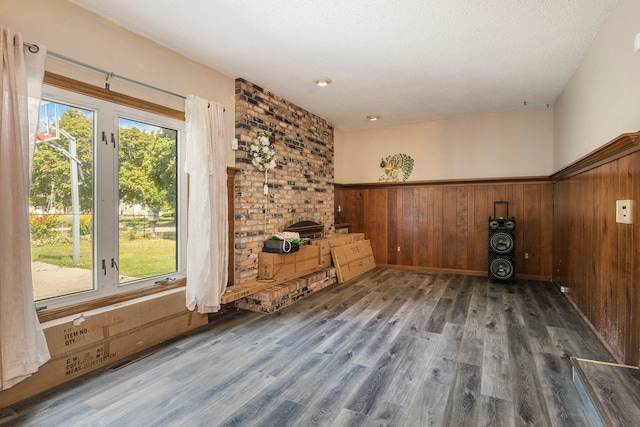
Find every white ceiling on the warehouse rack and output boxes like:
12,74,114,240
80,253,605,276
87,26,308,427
69,0,617,132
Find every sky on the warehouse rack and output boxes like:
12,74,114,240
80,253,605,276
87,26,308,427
39,100,166,139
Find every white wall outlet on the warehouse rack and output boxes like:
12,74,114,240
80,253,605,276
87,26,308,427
231,138,238,150
397,246,401,252
635,33,640,52
616,200,633,224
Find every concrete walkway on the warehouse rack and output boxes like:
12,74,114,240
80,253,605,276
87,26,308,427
32,261,92,301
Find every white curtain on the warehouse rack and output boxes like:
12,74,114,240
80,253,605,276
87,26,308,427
0,27,50,390
184,96,228,313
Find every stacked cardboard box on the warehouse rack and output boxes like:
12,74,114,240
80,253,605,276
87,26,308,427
258,244,321,281
0,288,207,407
231,233,368,313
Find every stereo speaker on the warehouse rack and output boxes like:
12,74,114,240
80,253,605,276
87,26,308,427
489,201,515,282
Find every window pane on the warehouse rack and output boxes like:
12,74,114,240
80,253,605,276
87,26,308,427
118,118,177,284
31,101,94,301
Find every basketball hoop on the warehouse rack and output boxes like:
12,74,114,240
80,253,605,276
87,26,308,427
37,132,57,141
36,100,84,265
38,101,60,143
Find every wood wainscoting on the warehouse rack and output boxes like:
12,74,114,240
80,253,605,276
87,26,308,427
335,132,640,366
552,132,640,366
335,177,553,281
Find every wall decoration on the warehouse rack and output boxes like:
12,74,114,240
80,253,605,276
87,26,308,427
379,153,414,182
249,131,276,194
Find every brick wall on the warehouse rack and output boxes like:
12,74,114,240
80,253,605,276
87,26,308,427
234,79,335,283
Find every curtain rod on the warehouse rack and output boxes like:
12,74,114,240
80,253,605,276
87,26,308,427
23,42,219,108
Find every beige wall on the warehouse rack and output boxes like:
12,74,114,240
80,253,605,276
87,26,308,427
553,0,640,171
6,0,636,179
1,0,237,166
335,108,553,183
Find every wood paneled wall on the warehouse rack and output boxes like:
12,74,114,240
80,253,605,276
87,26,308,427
335,179,553,281
553,133,640,366
335,133,640,366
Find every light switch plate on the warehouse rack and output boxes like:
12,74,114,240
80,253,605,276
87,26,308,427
616,200,633,224
231,138,238,150
635,33,640,52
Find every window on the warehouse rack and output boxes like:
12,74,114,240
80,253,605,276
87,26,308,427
31,86,186,309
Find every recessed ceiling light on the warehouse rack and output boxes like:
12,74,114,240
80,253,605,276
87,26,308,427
367,114,380,121
315,78,331,87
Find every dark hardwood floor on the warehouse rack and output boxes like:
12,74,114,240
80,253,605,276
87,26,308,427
0,269,612,426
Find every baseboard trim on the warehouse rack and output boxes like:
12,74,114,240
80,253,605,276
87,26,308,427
378,264,549,282
553,281,619,364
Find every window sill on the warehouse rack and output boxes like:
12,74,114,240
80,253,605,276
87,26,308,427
37,278,186,323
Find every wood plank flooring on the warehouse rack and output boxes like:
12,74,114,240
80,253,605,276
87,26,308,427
573,359,640,426
0,269,613,426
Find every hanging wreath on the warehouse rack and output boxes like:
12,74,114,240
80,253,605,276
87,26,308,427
249,131,276,172
249,131,276,195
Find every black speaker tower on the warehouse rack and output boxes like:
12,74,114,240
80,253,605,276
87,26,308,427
488,201,515,282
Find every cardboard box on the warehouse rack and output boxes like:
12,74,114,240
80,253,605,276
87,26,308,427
258,244,320,280
327,235,354,247
331,240,376,283
350,233,365,242
0,288,207,408
311,233,366,268
312,239,333,268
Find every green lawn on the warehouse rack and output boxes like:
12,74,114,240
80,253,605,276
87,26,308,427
119,237,177,279
31,233,176,279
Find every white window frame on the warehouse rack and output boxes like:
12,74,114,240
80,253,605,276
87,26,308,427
34,85,187,310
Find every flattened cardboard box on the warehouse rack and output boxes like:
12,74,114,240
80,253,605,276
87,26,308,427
312,233,365,268
331,240,376,283
0,288,207,408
